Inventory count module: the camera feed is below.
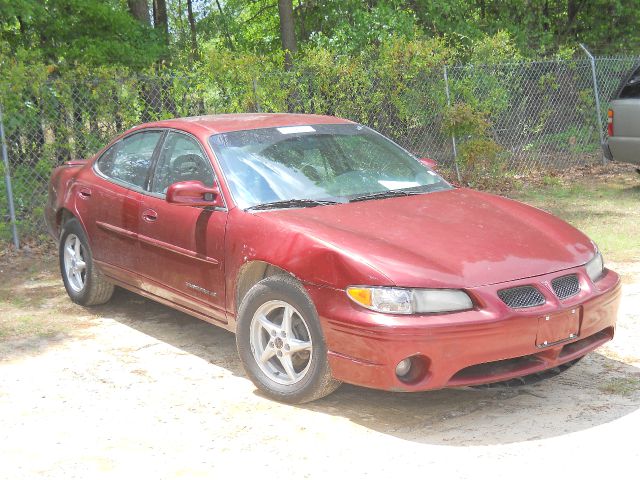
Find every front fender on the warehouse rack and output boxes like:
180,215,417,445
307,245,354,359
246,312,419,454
224,208,394,316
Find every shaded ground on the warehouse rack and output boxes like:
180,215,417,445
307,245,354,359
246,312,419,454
1,164,639,479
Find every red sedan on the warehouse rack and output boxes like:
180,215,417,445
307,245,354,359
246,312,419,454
45,114,621,403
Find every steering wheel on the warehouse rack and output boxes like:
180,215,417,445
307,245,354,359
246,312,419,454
172,154,208,182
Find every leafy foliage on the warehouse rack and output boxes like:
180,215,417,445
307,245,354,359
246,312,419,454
442,102,505,186
0,0,165,69
2,0,639,242
3,0,639,76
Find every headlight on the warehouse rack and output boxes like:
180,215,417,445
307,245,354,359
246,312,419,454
346,286,473,314
585,251,604,282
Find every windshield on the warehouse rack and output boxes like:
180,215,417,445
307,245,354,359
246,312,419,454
209,123,451,209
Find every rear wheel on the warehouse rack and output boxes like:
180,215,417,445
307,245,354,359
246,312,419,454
59,218,114,306
236,275,341,404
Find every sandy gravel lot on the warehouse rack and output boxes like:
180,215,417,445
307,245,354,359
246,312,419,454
1,254,639,479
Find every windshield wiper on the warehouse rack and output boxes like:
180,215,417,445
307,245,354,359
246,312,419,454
349,189,423,203
248,199,342,211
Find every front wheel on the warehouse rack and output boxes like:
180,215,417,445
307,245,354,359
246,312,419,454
59,218,114,306
236,275,341,404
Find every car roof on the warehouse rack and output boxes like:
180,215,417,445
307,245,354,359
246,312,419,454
135,113,354,137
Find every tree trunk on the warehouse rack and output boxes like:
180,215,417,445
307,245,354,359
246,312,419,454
127,0,151,25
53,98,71,165
17,15,27,36
278,0,297,71
71,84,86,159
153,0,169,42
567,0,580,37
543,0,550,32
215,0,235,51
296,1,307,42
30,95,47,166
186,0,198,59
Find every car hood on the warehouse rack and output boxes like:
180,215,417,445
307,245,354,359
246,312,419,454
255,188,595,288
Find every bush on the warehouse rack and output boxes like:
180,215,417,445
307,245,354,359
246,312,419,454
442,102,507,186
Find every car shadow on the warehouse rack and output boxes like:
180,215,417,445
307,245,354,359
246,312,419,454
97,288,640,447
301,353,640,446
92,287,245,378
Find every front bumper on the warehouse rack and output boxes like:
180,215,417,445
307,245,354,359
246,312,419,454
606,137,640,165
306,266,621,392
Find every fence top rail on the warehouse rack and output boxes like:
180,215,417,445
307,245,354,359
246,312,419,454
447,55,640,71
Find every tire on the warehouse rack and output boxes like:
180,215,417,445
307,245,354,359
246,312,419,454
236,274,341,404
59,217,114,306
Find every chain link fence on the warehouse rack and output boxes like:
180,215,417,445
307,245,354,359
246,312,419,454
1,54,638,245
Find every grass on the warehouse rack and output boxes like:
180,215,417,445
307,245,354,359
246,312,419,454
598,377,640,396
0,254,78,341
509,166,640,263
0,314,68,340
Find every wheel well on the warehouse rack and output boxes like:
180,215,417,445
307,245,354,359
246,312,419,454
235,261,291,312
56,208,75,235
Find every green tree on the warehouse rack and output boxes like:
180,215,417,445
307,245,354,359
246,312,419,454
0,0,164,69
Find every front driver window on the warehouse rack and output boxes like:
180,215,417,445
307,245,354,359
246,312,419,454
151,132,215,194
96,130,162,188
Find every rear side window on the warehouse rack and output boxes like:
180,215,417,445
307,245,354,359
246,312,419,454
617,65,640,99
96,131,162,188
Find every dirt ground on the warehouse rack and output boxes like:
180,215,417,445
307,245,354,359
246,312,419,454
0,250,638,479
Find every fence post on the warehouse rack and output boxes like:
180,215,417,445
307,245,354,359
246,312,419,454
0,104,20,250
579,44,607,164
443,66,462,183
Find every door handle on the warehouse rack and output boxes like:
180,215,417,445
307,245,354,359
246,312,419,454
78,187,92,199
142,209,158,222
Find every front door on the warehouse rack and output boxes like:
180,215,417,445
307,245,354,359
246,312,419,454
136,130,228,323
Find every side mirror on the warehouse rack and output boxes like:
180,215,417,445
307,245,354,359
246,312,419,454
166,180,223,207
418,157,437,169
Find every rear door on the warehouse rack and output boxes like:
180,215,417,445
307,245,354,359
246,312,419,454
86,130,164,281
137,130,228,323
609,65,640,164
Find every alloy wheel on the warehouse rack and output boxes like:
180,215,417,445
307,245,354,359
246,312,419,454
249,300,313,385
63,234,87,292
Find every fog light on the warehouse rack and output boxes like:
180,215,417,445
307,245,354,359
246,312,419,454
396,358,412,378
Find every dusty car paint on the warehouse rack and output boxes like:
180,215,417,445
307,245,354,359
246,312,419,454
45,113,620,392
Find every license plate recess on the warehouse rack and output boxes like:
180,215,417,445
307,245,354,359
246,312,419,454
536,308,581,348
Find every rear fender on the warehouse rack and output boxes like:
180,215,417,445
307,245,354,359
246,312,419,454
46,160,90,240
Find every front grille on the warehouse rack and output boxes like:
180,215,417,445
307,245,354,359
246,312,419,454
498,285,545,308
551,274,580,299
